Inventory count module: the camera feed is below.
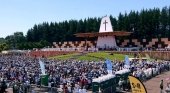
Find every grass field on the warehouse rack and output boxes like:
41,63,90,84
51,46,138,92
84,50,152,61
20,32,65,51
49,53,79,60
87,52,129,60
77,55,100,61
49,52,132,61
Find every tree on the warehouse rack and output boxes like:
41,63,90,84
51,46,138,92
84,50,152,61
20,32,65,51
5,32,26,49
0,43,9,52
3,6,170,50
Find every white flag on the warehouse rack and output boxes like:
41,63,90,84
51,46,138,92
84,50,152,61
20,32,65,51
39,59,46,75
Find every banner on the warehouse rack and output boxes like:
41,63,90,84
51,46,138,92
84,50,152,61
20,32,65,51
128,76,147,93
105,59,112,74
39,58,46,75
124,55,130,68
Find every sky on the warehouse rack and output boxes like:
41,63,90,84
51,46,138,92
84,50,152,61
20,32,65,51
0,0,170,38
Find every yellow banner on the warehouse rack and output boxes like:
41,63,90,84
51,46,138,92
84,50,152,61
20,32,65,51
128,76,147,93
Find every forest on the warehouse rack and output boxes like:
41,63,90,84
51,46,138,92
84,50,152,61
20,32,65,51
1,6,170,51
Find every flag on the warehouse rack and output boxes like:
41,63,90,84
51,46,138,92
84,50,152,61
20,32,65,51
39,58,46,75
105,59,112,74
124,55,130,68
138,53,142,62
145,53,151,61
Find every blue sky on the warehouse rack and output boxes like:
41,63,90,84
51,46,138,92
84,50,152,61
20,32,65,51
0,0,170,38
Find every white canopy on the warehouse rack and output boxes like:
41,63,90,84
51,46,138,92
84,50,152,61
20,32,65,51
92,74,115,83
115,69,130,75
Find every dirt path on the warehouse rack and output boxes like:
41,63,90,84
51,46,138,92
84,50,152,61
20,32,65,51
144,71,170,93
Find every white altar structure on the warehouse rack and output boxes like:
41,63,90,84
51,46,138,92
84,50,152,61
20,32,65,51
73,16,131,51
96,16,117,49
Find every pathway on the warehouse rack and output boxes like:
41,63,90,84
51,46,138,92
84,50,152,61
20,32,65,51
144,71,170,93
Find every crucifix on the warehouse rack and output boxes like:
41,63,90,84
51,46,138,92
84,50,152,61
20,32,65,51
103,20,108,31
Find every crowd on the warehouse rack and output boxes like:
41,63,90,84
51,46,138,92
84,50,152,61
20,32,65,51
0,53,169,93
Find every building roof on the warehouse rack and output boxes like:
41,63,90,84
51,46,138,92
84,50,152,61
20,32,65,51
74,31,132,38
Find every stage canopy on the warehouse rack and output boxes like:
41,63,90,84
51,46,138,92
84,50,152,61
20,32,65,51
74,31,132,38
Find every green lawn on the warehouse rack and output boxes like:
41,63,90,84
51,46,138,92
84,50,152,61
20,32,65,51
49,52,132,61
86,52,132,61
77,56,101,61
49,53,79,60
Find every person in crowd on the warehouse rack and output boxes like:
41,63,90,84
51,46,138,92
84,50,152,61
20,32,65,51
118,78,123,90
0,79,7,93
13,82,19,93
165,82,170,93
160,79,164,93
0,53,169,92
